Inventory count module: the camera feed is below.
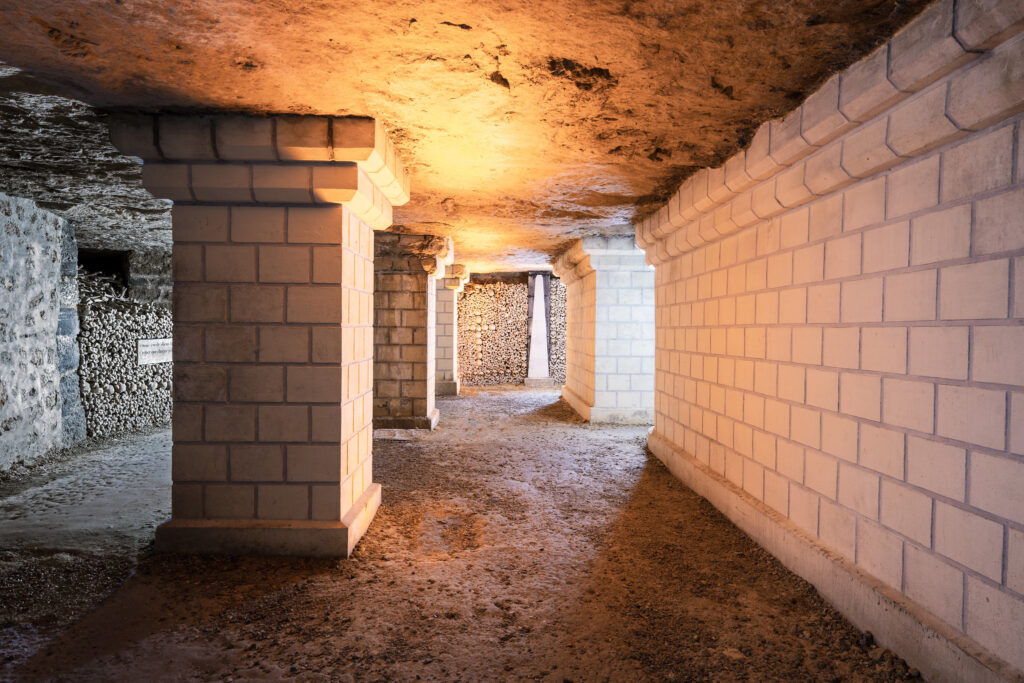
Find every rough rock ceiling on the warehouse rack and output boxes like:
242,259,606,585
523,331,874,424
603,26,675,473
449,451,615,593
0,65,170,252
0,0,929,272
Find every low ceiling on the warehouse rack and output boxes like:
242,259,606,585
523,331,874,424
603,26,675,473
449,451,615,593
0,0,928,272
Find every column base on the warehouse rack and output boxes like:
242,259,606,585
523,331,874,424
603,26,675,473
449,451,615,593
373,408,440,430
561,385,653,424
436,379,461,396
589,407,654,424
155,483,381,558
524,377,558,387
561,385,592,421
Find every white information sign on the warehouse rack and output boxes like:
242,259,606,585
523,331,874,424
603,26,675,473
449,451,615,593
138,338,173,365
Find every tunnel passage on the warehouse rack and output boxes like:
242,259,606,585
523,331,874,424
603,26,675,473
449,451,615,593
0,0,1023,680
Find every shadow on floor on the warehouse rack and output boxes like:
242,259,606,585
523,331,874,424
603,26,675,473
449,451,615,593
4,387,917,681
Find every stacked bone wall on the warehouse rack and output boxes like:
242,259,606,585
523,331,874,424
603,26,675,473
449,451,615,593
128,247,172,304
638,2,1024,673
78,270,172,438
548,277,567,384
458,278,528,385
0,194,63,469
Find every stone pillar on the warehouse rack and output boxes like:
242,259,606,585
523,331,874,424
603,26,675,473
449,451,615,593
108,113,410,557
373,234,452,429
553,236,655,423
436,264,469,396
525,272,555,386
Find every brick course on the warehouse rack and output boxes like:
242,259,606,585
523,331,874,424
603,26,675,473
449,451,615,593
636,9,1024,673
554,237,655,424
110,113,391,557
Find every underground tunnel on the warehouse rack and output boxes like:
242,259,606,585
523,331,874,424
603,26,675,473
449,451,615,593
1,0,1023,679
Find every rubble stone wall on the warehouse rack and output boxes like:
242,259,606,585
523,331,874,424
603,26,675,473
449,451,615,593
57,218,86,446
0,193,64,469
128,247,172,304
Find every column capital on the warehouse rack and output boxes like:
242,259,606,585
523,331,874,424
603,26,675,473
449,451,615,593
375,233,453,278
443,264,470,291
108,113,411,230
553,234,648,284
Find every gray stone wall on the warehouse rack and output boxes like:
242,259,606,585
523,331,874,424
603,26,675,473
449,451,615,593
78,271,172,438
57,219,86,446
0,193,64,469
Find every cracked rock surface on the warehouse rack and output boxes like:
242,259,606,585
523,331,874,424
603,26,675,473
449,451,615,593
0,65,170,252
0,0,928,270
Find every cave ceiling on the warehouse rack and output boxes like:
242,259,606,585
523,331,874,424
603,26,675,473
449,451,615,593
0,0,929,271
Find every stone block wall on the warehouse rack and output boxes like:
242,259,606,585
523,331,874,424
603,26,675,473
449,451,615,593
556,237,655,423
436,286,459,394
0,193,64,469
373,233,446,428
108,112,405,555
170,204,376,530
637,2,1024,675
563,269,596,409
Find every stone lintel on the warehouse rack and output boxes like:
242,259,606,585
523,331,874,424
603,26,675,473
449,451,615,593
376,233,454,277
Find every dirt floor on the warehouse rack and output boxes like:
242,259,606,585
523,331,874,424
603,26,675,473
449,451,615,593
0,387,920,681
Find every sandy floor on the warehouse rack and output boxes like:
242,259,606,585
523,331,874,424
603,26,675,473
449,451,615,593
1,387,919,681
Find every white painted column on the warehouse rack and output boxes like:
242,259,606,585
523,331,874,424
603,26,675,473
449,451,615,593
436,264,468,396
525,273,552,386
553,236,654,423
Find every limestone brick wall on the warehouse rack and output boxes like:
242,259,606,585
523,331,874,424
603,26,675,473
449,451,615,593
436,287,458,387
171,204,375,524
593,266,656,419
637,1,1024,674
563,270,596,407
556,237,655,423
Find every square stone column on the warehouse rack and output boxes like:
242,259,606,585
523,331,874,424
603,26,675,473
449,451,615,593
436,264,469,396
373,234,452,429
553,236,655,423
525,272,556,386
108,113,410,556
